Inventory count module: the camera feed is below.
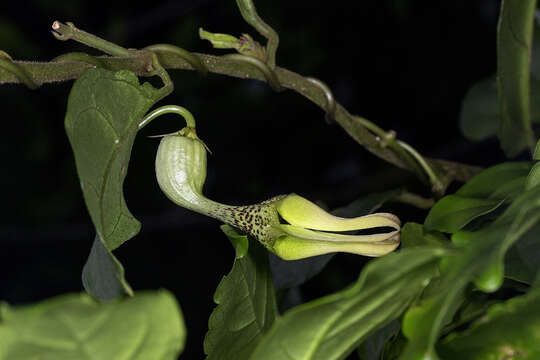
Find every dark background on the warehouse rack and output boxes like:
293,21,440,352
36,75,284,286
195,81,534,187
0,0,506,358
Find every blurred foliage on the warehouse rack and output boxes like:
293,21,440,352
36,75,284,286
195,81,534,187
0,290,185,359
5,0,539,359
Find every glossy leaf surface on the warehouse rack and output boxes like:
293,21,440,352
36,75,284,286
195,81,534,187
251,247,445,360
424,196,503,233
401,184,540,360
424,162,531,233
456,162,532,199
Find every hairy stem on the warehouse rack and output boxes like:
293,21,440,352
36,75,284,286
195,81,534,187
51,21,132,57
235,0,279,68
222,53,283,91
0,52,481,191
52,52,106,68
0,57,38,89
143,44,207,76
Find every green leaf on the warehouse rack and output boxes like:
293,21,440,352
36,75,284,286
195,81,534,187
505,244,536,285
459,74,540,143
424,162,533,233
471,185,540,292
400,184,540,360
65,68,161,251
441,291,500,335
65,68,163,299
456,162,532,199
459,76,500,141
204,225,278,360
460,22,540,143
526,162,540,189
221,223,249,258
437,283,540,359
400,222,449,248
510,221,540,284
424,196,504,233
497,0,537,156
532,15,540,78
0,290,185,360
533,139,540,160
270,189,402,292
357,223,448,359
250,247,445,360
82,236,133,301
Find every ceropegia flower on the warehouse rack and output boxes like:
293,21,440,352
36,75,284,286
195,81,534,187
269,194,400,260
155,130,400,261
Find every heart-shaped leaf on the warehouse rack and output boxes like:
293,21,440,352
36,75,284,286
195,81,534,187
65,68,161,251
65,68,164,299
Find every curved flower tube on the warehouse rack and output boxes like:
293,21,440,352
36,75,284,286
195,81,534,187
153,109,401,260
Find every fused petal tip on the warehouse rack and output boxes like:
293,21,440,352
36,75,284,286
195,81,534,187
272,233,400,260
267,194,402,260
276,194,400,231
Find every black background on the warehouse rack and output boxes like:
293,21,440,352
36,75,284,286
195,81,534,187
0,0,509,358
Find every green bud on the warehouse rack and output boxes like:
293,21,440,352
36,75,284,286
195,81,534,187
199,28,241,49
199,28,266,60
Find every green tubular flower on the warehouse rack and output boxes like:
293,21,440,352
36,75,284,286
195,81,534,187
155,124,401,260
271,194,400,260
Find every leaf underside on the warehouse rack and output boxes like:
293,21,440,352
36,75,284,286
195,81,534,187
64,68,162,300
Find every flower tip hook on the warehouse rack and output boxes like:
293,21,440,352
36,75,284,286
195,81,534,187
267,194,401,260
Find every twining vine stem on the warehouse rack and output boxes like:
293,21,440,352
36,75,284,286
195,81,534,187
235,0,279,69
0,21,481,194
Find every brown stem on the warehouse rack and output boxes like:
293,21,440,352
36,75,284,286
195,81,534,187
0,52,481,191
